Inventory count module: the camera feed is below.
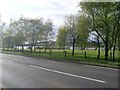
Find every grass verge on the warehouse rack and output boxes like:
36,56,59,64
1,50,120,69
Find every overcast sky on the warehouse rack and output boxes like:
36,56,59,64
0,0,80,27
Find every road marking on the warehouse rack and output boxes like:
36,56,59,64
29,64,106,83
84,65,118,71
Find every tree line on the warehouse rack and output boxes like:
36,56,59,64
1,2,120,61
56,2,120,61
2,17,54,53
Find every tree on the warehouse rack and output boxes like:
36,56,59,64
56,26,68,51
117,32,120,51
2,20,16,50
91,32,102,60
0,21,5,48
0,16,2,48
42,19,54,53
80,2,119,61
76,14,91,50
9,18,27,51
2,31,15,50
2,17,55,54
112,2,120,61
23,18,43,53
65,15,79,56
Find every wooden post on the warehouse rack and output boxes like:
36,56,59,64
85,51,86,59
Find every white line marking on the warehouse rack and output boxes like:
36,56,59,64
84,65,118,71
29,64,105,83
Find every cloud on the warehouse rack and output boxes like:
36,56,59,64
0,0,81,37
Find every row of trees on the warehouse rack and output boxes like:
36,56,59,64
56,14,91,56
2,17,54,53
1,2,120,61
56,2,120,61
0,15,5,48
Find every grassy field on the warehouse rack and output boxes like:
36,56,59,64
1,48,120,68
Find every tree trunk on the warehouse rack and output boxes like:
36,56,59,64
44,48,46,53
30,47,32,53
81,46,82,50
72,41,75,56
97,36,100,60
105,45,109,61
97,46,100,60
113,39,117,62
44,44,47,53
30,44,33,53
83,46,85,50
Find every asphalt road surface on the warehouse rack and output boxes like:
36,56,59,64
0,54,119,88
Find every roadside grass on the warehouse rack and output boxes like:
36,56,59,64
1,49,120,68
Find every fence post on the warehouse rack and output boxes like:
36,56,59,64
85,51,86,59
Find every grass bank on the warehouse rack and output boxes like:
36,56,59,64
1,49,120,69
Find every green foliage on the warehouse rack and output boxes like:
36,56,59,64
80,2,120,60
22,17,44,45
2,2,120,62
42,19,54,43
76,14,91,48
65,15,79,43
56,26,68,48
2,17,54,51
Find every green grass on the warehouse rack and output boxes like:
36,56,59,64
1,48,120,68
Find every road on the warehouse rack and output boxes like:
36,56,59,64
0,54,119,88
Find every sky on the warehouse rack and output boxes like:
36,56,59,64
0,0,80,27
